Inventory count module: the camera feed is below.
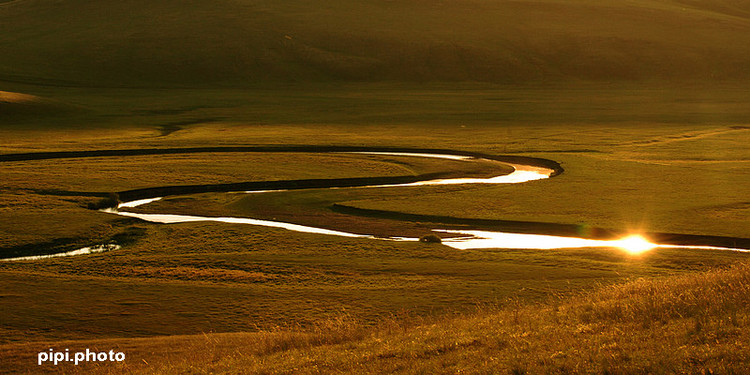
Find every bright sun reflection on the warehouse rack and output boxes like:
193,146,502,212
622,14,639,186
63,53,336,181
613,235,658,255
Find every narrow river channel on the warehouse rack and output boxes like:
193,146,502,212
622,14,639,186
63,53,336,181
102,152,749,255
3,149,747,261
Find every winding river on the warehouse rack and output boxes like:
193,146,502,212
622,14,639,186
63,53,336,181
103,152,748,255
2,148,748,261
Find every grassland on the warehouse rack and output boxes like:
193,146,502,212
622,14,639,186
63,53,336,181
1,84,749,372
2,0,750,86
0,84,748,372
5,259,750,374
2,0,750,372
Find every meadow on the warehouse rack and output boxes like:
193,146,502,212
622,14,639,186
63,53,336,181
7,260,750,374
2,0,750,373
2,84,749,373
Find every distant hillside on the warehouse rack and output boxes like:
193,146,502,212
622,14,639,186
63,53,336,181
1,0,750,87
0,90,74,117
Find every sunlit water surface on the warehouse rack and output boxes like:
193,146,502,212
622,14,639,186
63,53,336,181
9,151,745,261
1,244,121,262
105,152,745,254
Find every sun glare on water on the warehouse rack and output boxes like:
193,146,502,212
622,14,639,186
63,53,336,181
614,235,658,255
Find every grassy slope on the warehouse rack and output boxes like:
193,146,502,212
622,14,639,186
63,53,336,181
5,260,750,374
1,0,750,86
0,90,76,119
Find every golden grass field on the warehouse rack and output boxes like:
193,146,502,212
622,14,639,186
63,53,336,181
5,259,750,374
2,113,748,373
2,0,750,373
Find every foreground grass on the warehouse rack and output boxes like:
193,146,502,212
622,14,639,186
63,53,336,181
6,261,749,374
10,219,744,345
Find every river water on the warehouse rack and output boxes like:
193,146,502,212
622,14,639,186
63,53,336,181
4,151,744,261
103,152,747,254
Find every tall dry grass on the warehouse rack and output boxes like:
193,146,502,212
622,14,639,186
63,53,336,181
570,263,750,326
43,262,750,374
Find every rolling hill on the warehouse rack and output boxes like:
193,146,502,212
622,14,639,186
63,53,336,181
0,90,75,117
1,0,750,87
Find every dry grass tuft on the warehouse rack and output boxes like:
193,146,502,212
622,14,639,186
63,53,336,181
573,263,750,326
